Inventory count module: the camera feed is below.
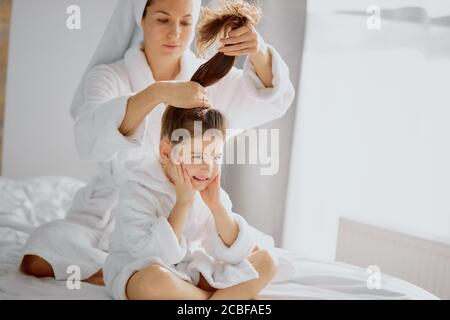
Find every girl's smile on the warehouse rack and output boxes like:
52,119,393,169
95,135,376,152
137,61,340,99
192,175,209,182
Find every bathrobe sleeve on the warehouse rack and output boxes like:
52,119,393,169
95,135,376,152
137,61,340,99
114,181,187,264
71,64,148,162
210,44,295,136
201,190,256,265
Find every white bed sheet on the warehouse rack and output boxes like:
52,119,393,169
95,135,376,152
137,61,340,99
0,176,438,300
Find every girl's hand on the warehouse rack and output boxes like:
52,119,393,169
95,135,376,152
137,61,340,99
157,81,211,109
167,162,196,206
218,24,268,58
200,171,222,212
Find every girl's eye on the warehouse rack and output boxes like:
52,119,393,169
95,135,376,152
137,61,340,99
157,19,169,23
181,21,192,26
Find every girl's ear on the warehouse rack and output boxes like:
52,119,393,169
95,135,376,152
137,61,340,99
160,138,172,165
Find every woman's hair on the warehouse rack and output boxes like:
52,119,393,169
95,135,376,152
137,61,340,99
160,0,262,144
142,0,153,18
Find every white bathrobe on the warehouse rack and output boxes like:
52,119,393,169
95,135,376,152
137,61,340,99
103,156,263,300
21,41,295,281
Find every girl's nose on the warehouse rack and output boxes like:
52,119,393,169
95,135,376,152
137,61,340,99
201,161,213,174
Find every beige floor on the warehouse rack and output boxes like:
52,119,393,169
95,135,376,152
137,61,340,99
0,0,11,173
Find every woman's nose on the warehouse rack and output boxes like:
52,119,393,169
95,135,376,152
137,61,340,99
168,22,181,39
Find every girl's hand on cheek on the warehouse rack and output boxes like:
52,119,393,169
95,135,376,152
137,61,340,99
168,162,196,206
200,171,222,212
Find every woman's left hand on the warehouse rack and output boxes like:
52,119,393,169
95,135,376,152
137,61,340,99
218,24,268,58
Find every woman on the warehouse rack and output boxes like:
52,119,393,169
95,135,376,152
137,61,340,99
20,0,295,286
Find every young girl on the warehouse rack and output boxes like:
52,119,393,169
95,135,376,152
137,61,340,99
103,2,278,300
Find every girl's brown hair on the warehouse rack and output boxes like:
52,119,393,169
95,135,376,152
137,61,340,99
160,0,262,144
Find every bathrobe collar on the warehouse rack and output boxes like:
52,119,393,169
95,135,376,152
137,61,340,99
124,41,201,93
151,160,177,197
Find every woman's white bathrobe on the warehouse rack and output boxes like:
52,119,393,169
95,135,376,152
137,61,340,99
21,41,295,281
104,157,260,300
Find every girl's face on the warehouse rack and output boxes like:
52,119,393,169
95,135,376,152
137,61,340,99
142,0,195,59
161,136,225,191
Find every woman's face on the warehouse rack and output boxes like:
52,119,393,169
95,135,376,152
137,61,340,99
142,0,195,59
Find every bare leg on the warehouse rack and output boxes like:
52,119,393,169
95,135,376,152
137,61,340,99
21,254,104,286
126,264,215,300
125,247,276,300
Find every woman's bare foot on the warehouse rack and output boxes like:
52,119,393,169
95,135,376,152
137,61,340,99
22,255,104,286
83,269,105,286
21,255,54,278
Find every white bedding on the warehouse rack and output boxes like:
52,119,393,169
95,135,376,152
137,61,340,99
0,176,438,300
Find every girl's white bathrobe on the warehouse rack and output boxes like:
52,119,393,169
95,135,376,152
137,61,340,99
21,41,295,281
104,156,262,300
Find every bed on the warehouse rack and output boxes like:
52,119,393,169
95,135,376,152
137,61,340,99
0,176,438,300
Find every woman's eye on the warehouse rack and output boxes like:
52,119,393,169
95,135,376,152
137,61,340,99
181,21,192,26
157,19,169,23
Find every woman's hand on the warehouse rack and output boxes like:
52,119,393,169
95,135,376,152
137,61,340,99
218,24,268,58
157,81,211,109
200,171,222,212
119,81,209,136
167,162,196,206
218,24,273,87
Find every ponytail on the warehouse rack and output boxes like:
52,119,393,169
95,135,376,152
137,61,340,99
161,0,262,143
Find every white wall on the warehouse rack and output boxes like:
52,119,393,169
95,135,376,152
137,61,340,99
2,0,117,182
308,0,450,17
282,2,450,261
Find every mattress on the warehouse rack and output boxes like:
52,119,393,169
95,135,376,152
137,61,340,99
0,176,438,300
